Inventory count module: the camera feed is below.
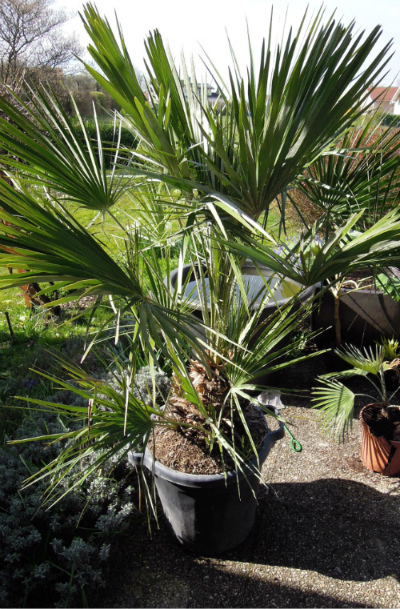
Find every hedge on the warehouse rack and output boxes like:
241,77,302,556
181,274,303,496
71,120,138,169
381,114,400,128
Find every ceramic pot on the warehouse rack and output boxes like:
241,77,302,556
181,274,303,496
360,404,400,476
129,406,284,555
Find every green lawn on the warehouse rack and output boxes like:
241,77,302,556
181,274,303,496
0,190,287,436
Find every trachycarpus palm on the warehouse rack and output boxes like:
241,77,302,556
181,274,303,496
1,4,400,496
80,3,393,223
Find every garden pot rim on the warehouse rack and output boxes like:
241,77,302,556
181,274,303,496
320,266,400,296
128,405,285,488
360,402,400,446
317,280,385,296
168,261,316,310
361,402,400,413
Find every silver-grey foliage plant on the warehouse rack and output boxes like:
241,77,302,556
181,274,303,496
0,392,138,607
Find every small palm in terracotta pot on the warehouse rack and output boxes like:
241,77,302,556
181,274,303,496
312,343,400,475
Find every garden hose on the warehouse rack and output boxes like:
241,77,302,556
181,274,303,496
283,424,302,452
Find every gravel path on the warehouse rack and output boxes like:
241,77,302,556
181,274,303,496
96,404,400,608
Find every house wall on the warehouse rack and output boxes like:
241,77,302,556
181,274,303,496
373,100,395,114
392,98,400,116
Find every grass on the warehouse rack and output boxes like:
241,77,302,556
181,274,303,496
0,185,296,439
0,295,112,436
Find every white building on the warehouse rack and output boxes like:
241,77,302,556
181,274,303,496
367,86,400,115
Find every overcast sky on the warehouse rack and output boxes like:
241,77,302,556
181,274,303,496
58,0,400,86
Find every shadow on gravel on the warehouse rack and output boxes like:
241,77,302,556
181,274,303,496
95,477,400,608
231,478,400,582
95,520,372,609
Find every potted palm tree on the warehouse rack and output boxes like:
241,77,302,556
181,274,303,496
311,343,400,476
295,113,400,347
2,4,400,553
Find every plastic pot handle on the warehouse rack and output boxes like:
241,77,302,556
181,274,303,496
128,450,144,467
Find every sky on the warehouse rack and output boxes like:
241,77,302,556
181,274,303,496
57,0,400,86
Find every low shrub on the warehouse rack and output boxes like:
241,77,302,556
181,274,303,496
0,404,135,607
0,366,170,607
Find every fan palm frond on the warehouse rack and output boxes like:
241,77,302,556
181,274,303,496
0,86,131,210
312,378,356,442
80,3,393,221
335,344,385,375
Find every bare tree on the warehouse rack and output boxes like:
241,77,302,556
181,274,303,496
0,0,82,87
0,0,81,313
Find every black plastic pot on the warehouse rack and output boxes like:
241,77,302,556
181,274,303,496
311,285,400,348
128,407,284,555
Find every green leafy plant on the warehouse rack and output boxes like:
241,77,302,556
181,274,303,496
295,110,400,236
286,108,400,347
377,268,400,303
311,343,400,442
380,337,400,360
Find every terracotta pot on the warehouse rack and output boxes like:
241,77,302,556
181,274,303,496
360,404,400,476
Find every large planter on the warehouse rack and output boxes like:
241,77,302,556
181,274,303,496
166,261,315,349
128,407,284,555
311,284,400,348
168,261,315,324
360,404,400,476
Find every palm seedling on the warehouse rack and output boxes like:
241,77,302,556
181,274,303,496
312,343,400,440
311,342,400,475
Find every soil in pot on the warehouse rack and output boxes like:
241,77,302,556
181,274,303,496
148,399,268,475
360,404,400,476
146,359,270,475
362,404,400,441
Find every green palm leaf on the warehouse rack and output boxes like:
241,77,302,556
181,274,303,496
9,354,159,507
312,378,356,442
219,207,400,288
297,110,400,231
0,179,143,298
80,4,393,221
335,344,385,375
0,179,211,361
0,86,130,210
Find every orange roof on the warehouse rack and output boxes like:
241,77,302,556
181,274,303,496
369,86,400,102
